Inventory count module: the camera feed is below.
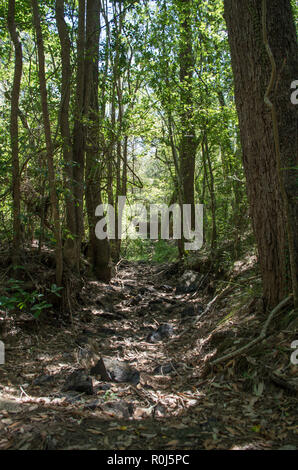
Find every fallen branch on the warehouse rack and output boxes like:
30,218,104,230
210,295,293,366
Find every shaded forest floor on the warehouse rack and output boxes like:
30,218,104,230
0,254,297,450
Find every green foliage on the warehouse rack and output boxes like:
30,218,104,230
0,278,62,319
122,238,178,263
151,239,178,263
1,0,259,278
103,390,118,402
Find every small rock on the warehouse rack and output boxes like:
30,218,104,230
161,284,173,292
97,383,112,391
33,375,54,386
176,270,201,293
91,357,140,385
138,286,155,295
181,303,204,318
147,323,174,343
102,400,134,419
62,370,93,395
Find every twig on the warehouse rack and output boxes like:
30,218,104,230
20,386,30,399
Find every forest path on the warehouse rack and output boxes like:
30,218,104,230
0,261,296,450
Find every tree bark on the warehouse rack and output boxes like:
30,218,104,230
85,0,112,281
224,0,298,308
7,0,23,266
176,0,198,255
55,0,78,270
202,132,217,252
72,0,86,266
31,0,63,286
178,0,197,211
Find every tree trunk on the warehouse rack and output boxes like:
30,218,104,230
72,0,86,266
85,0,112,281
7,0,22,267
178,0,197,209
176,0,197,255
202,132,217,252
31,0,63,286
55,0,78,270
224,0,298,308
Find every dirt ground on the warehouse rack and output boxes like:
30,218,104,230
0,259,297,450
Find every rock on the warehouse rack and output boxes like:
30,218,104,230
97,383,112,391
161,262,180,277
33,374,54,386
147,323,174,343
90,357,113,381
62,370,93,395
153,362,176,375
161,284,173,292
102,400,134,419
90,357,140,385
176,270,201,294
180,303,204,318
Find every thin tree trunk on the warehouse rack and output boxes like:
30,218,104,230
202,132,217,252
72,0,86,266
55,0,78,270
7,0,22,267
31,0,63,286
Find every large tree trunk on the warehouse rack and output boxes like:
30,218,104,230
7,0,22,267
55,0,79,270
85,0,112,281
31,0,63,286
224,0,298,308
